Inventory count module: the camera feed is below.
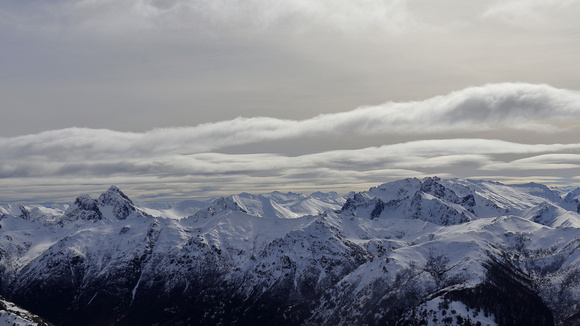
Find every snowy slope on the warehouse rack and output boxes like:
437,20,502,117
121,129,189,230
132,191,343,220
0,178,579,326
227,191,343,219
136,199,210,219
0,295,53,326
563,187,580,214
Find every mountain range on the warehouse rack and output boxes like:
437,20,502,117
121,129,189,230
1,177,580,325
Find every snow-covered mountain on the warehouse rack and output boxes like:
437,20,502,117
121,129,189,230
563,187,580,214
135,199,210,220
1,178,580,326
191,190,344,220
132,190,343,220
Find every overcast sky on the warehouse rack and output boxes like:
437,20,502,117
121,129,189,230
1,0,580,203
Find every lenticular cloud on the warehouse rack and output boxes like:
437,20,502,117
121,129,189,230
336,82,580,135
1,82,580,199
1,83,579,161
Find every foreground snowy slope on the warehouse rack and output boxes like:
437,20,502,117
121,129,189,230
0,295,53,326
1,178,580,326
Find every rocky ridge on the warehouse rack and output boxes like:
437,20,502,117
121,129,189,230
0,178,579,325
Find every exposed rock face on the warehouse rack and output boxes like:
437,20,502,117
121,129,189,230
61,186,149,224
0,179,579,326
63,194,103,222
98,185,138,220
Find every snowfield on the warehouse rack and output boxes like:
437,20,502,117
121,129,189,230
1,177,579,325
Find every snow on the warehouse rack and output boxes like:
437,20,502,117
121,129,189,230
411,296,498,326
230,191,342,219
563,187,580,202
1,177,580,325
0,296,49,326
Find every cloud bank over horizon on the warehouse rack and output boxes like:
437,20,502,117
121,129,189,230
3,1,580,202
2,83,580,202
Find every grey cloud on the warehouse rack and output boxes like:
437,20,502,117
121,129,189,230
3,0,580,205
482,0,578,25
2,82,580,202
2,138,579,183
36,0,415,35
9,0,578,36
3,1,580,139
0,0,411,37
2,83,579,163
481,154,580,171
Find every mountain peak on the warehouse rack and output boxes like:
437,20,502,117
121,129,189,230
523,201,564,226
2,178,580,325
191,196,248,219
563,187,580,203
96,185,147,220
99,185,133,205
63,194,103,222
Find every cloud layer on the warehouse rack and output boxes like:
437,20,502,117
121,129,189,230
3,0,580,138
2,83,579,160
1,83,580,202
6,0,577,35
2,0,414,35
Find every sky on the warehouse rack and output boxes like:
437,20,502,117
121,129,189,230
1,0,580,203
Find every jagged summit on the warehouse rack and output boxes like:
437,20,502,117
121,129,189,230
98,185,134,206
191,196,248,219
341,177,479,225
60,186,148,222
97,185,143,220
63,194,103,222
261,190,305,202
